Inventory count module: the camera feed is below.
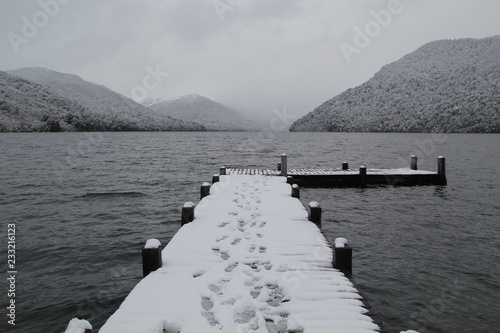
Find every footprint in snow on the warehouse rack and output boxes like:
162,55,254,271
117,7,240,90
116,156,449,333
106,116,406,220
201,296,213,311
250,285,263,299
216,235,229,242
225,262,238,273
220,251,230,260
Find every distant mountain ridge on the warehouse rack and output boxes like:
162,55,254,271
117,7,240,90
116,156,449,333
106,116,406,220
0,70,97,132
1,67,205,132
290,36,500,133
143,94,260,131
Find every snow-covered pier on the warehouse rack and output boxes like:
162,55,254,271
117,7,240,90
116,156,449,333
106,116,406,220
227,154,447,187
99,172,383,333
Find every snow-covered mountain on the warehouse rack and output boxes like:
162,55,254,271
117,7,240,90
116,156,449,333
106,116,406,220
290,36,500,133
3,67,205,132
143,94,261,131
0,70,105,132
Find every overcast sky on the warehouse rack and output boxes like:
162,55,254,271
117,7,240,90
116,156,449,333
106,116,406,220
1,0,499,123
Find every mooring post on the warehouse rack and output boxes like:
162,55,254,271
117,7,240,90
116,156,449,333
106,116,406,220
333,237,352,276
342,161,349,170
220,166,226,175
359,166,367,186
277,162,281,172
142,239,162,277
200,182,210,199
437,156,447,185
281,153,288,176
410,155,418,170
181,202,195,226
286,176,294,185
308,202,321,229
291,184,300,199
212,173,220,184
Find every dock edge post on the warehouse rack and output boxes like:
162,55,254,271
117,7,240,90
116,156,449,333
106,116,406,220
286,176,294,185
200,182,211,199
437,156,447,185
212,173,220,184
291,184,300,199
142,239,162,277
410,155,418,170
359,166,367,186
277,162,281,172
220,166,226,175
281,154,288,176
333,237,352,276
342,161,349,170
181,202,195,226
308,202,321,229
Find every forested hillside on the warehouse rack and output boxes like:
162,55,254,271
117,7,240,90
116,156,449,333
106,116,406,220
290,36,500,133
1,68,205,132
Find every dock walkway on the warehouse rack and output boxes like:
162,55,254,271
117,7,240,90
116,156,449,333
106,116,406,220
99,174,380,333
227,154,446,187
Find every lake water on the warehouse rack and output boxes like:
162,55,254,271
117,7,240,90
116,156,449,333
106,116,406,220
0,132,499,333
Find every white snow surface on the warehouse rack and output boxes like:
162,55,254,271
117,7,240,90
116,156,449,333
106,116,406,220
145,239,161,249
287,168,436,176
100,175,379,333
309,201,320,208
335,238,348,248
64,318,92,333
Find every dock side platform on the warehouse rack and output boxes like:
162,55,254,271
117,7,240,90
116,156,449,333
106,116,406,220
99,174,381,333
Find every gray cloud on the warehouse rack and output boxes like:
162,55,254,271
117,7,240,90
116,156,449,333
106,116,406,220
1,0,499,123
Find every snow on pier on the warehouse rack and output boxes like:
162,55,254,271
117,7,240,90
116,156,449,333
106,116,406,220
100,174,380,333
226,154,447,187
226,167,436,176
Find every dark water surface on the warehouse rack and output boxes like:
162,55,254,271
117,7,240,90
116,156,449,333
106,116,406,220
0,132,499,333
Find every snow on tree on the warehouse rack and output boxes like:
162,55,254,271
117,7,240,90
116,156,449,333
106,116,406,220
290,36,500,133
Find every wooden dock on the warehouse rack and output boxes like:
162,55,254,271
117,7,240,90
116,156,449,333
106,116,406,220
226,154,447,187
99,173,382,333
94,154,447,332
